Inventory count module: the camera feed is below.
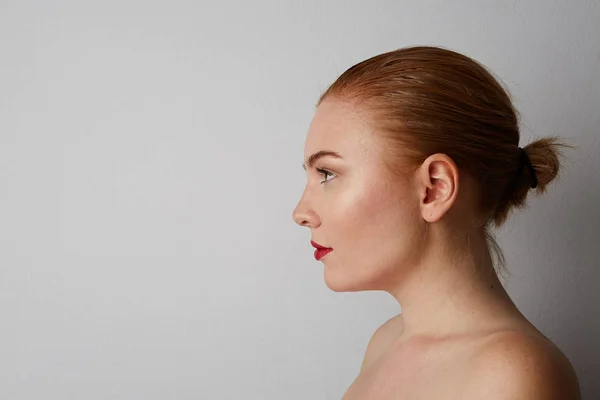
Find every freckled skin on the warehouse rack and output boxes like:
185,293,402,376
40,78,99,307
295,100,422,293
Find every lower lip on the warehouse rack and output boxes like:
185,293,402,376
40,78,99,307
314,248,333,260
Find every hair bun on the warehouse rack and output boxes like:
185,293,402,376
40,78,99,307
518,147,538,189
494,137,573,226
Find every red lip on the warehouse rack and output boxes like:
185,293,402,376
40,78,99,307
314,248,333,260
311,240,333,260
311,240,332,249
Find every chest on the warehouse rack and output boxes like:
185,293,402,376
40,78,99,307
342,344,472,400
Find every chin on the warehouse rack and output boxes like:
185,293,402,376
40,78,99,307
323,267,372,292
323,263,393,293
324,279,358,292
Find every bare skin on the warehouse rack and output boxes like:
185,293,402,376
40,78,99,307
293,99,581,399
343,314,579,399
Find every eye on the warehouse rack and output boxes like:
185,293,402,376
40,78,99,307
316,167,335,184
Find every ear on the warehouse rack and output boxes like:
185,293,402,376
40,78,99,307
417,154,459,223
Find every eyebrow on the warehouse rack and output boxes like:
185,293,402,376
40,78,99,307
302,150,343,171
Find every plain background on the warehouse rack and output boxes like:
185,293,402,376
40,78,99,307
1,0,599,399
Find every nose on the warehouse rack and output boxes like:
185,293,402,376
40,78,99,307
292,206,310,227
292,200,320,228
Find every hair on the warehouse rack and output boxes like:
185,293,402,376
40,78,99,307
316,45,573,275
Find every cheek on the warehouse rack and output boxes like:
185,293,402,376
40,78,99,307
329,183,421,265
322,181,423,291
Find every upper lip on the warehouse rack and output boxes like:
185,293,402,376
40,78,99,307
311,240,332,249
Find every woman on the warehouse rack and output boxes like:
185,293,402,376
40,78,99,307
292,46,581,399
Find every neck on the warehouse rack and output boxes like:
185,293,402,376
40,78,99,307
386,225,524,339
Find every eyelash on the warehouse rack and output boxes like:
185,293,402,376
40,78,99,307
316,168,335,184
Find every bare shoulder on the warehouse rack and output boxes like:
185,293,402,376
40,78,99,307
360,313,404,373
461,329,581,399
373,313,405,338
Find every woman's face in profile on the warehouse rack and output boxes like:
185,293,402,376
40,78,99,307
293,99,424,292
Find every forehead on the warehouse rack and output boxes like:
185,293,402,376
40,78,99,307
304,100,377,161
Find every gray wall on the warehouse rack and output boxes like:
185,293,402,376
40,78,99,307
1,0,598,399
